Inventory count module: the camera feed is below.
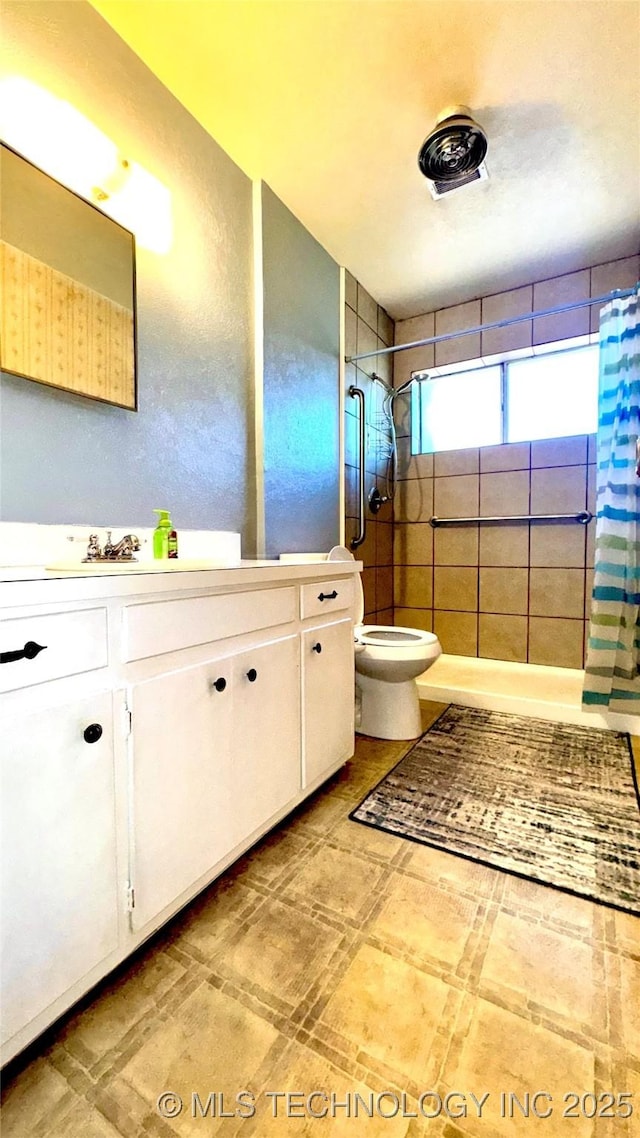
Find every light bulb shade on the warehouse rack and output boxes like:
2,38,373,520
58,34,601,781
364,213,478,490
0,77,172,253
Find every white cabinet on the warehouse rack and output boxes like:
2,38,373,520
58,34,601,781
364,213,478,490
229,635,300,844
0,563,357,1063
128,657,236,931
302,617,354,787
1,690,119,1048
129,631,300,932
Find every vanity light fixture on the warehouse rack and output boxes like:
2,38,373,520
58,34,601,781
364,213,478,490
0,77,172,254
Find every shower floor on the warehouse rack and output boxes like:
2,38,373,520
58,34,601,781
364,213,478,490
417,653,639,735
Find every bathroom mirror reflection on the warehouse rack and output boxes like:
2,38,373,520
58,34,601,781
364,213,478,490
0,143,137,410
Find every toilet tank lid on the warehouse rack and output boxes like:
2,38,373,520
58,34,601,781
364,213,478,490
327,545,364,624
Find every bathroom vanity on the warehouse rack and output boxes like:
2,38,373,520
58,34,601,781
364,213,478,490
0,557,359,1064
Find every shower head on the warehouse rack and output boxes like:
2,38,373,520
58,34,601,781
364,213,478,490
418,105,488,185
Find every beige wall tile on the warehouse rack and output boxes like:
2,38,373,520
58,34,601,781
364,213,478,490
376,566,393,611
434,567,478,611
529,568,586,618
396,436,433,480
587,434,597,463
586,516,596,568
377,521,393,566
480,469,530,516
433,610,477,655
587,464,597,516
375,480,393,524
480,442,530,473
344,360,358,395
585,568,594,618
479,567,528,614
530,466,587,514
345,463,358,518
362,567,376,615
434,525,479,566
356,316,378,376
344,406,359,468
435,300,481,366
530,522,586,568
533,270,590,345
347,516,376,567
481,285,533,357
345,269,357,311
357,282,378,332
531,436,588,468
394,607,433,632
434,448,480,476
393,313,435,389
395,477,433,522
373,337,392,388
528,616,584,668
590,255,640,332
479,523,530,567
345,305,357,358
479,614,528,662
377,307,394,347
434,474,479,519
377,607,394,625
394,522,433,565
351,367,373,420
395,565,432,608
393,390,411,437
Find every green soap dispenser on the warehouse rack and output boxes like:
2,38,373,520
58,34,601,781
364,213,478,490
153,509,172,559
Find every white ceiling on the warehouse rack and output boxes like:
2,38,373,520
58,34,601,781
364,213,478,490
91,0,640,320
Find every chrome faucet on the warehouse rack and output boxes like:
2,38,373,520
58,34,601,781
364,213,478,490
83,532,141,562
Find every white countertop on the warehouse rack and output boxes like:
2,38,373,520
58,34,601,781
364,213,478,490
0,558,362,607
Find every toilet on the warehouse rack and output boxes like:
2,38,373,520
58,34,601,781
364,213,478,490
327,547,442,740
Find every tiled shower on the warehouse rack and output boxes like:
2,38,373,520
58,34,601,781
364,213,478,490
344,270,395,625
344,252,640,667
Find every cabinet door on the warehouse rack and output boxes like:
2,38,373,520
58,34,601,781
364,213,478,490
129,657,235,931
230,635,300,846
1,692,119,1047
302,618,354,788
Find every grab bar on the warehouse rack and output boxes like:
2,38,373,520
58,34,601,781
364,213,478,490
430,510,593,528
349,385,366,549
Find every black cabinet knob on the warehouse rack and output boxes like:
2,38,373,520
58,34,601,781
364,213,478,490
1,641,47,665
318,590,338,602
246,668,258,682
212,677,227,692
83,723,103,744
312,642,322,654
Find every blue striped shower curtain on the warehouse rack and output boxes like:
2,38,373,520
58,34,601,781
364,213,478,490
583,289,640,713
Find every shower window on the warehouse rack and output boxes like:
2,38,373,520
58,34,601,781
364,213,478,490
411,341,598,454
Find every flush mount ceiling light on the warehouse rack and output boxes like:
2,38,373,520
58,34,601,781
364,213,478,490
0,77,172,253
418,105,489,200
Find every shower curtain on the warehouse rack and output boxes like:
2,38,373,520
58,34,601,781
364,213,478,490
583,288,640,714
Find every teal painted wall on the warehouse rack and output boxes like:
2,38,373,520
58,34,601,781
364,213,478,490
261,184,341,557
1,1,256,552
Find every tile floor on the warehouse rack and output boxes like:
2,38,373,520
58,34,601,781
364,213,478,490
2,702,639,1138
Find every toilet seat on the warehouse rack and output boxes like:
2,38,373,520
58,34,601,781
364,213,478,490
355,625,436,648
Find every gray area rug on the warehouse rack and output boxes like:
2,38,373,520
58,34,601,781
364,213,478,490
351,705,640,916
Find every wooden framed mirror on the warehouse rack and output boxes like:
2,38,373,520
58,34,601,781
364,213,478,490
0,143,137,410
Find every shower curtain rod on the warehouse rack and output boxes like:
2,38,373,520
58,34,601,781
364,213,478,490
346,283,640,363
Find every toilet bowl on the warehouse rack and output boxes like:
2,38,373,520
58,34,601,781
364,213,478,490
327,547,442,740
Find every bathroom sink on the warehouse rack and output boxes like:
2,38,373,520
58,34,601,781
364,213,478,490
46,559,241,574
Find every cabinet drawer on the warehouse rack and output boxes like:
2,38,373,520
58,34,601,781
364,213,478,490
124,587,296,661
0,608,108,692
300,577,353,621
